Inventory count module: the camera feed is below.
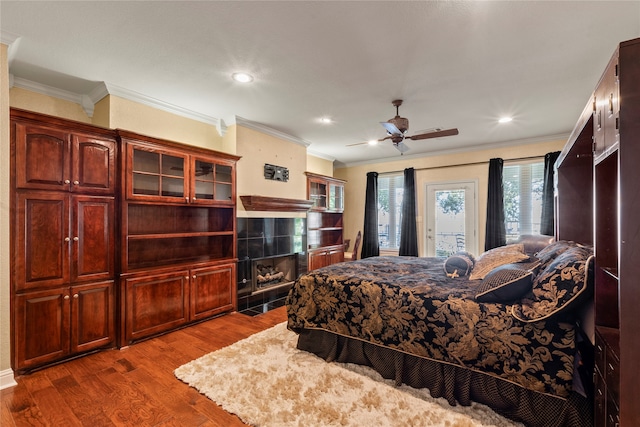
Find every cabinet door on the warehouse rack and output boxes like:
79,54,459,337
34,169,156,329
71,281,115,353
328,247,345,265
14,288,71,370
190,156,235,204
126,143,189,203
328,183,344,211
124,270,190,343
15,192,70,291
594,54,620,160
190,264,235,321
14,122,71,191
308,250,328,271
72,134,117,194
308,178,328,210
72,196,115,283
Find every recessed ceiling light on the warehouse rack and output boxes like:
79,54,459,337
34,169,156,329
498,117,513,123
320,117,332,124
232,72,254,83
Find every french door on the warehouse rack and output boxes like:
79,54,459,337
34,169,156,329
425,181,477,257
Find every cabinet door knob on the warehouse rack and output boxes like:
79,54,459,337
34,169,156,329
192,275,197,279
64,295,70,300
73,237,79,242
64,179,71,184
192,197,197,201
73,180,79,185
64,237,70,242
185,276,189,280
73,294,79,299
185,197,189,202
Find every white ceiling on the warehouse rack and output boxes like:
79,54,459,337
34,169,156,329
2,1,639,167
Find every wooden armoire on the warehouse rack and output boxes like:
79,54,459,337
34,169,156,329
10,109,118,371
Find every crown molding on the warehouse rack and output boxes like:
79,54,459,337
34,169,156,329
1,31,21,71
102,82,221,127
335,133,570,169
10,75,96,117
0,30,20,46
306,149,335,162
235,116,311,148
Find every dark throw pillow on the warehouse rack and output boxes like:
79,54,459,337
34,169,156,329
443,251,475,278
476,263,534,303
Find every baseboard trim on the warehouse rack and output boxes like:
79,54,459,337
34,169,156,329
0,368,17,390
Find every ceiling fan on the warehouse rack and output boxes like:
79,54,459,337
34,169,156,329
349,100,459,153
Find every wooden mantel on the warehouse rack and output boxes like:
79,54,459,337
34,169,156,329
240,195,313,212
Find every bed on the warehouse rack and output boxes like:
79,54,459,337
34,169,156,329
286,239,594,427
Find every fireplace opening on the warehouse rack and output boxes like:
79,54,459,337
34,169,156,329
252,254,296,292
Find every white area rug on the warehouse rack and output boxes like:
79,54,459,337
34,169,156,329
175,323,523,427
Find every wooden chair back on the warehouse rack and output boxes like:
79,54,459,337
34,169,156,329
351,231,361,261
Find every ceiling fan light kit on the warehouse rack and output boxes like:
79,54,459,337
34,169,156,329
346,99,459,152
379,100,459,152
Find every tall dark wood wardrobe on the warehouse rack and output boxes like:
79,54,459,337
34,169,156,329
558,37,640,427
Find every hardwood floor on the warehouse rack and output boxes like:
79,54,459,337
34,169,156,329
1,307,287,426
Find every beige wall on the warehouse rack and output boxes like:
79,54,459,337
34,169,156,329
107,96,224,151
10,87,92,123
1,44,13,384
306,154,334,177
335,139,565,257
236,125,308,218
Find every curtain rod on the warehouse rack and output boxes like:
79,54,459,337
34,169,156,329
380,155,545,175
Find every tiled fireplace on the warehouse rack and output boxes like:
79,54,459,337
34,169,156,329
236,217,307,314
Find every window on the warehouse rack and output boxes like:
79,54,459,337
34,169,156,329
503,162,544,241
377,174,404,250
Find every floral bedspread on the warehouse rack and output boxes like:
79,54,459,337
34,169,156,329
286,256,577,398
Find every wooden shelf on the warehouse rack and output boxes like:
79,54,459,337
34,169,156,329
240,195,313,212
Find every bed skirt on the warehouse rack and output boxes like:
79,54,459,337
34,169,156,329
296,328,592,427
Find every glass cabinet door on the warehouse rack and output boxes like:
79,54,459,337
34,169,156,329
310,180,327,209
130,146,186,201
191,157,234,203
192,159,214,201
214,164,233,202
329,183,343,211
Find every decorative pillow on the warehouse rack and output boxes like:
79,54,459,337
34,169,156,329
534,240,578,269
443,251,475,278
512,246,594,322
476,263,535,303
469,243,529,280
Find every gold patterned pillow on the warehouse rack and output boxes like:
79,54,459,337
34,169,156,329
469,243,529,280
512,246,594,322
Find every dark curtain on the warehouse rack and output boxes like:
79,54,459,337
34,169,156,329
485,158,506,251
361,171,379,259
540,151,561,236
399,167,418,256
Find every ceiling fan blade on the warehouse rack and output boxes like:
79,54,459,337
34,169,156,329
408,128,459,140
394,142,410,153
380,121,402,136
346,141,369,147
